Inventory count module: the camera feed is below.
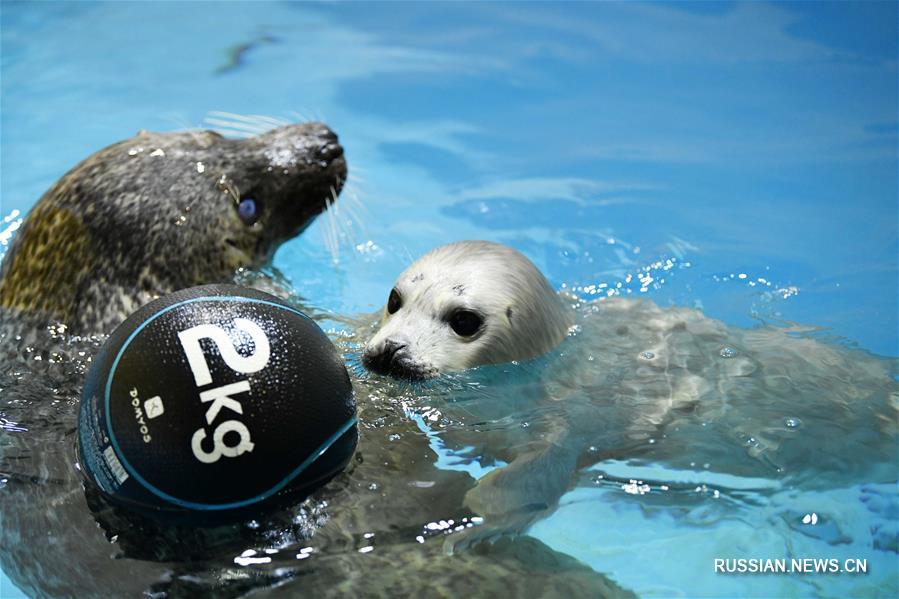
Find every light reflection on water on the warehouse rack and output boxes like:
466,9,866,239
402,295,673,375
333,295,898,596
0,212,896,595
2,0,898,597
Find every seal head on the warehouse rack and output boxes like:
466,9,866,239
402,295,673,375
0,123,346,332
363,241,574,380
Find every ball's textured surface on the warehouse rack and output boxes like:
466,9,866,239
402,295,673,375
78,284,357,518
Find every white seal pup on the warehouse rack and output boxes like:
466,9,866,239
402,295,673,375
362,240,898,554
362,241,574,379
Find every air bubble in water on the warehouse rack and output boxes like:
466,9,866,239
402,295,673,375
719,347,737,358
640,351,655,360
784,417,802,430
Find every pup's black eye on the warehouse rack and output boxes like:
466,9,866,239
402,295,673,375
387,288,402,314
237,197,259,225
449,310,483,337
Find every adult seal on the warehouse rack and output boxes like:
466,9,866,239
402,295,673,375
0,136,637,598
0,123,348,596
0,123,346,334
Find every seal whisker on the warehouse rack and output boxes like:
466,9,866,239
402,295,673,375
330,187,357,246
246,113,290,128
186,128,208,145
203,119,269,137
341,189,370,240
166,124,205,144
328,187,342,238
203,112,289,139
206,127,253,139
332,202,351,245
345,185,371,217
330,186,361,260
160,113,204,139
321,193,340,265
400,244,415,264
161,115,211,147
1,122,346,333
321,199,335,262
204,117,270,132
287,110,313,124
207,111,288,129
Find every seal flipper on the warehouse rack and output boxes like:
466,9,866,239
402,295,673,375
444,420,582,555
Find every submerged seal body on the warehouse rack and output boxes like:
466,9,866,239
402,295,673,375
0,123,346,334
0,139,636,597
362,240,898,553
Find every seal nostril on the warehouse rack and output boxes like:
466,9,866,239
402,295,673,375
318,142,343,161
386,342,406,362
319,128,338,144
363,339,407,376
304,124,338,143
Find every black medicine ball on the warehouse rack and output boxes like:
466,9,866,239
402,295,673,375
78,284,357,519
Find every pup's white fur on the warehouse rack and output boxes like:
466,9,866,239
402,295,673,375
364,241,573,378
363,240,898,556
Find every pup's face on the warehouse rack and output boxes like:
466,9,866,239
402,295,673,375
362,241,573,380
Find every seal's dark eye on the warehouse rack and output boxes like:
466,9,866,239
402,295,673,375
449,310,483,337
387,288,402,314
237,197,259,225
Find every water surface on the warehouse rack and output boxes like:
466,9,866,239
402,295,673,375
2,2,897,597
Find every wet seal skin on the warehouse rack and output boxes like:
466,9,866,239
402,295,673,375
363,240,899,554
0,134,638,598
0,123,354,597
0,123,346,335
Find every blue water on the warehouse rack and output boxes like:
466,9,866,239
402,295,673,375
1,1,897,597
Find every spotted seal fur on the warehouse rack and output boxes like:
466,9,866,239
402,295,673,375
0,124,346,334
0,134,636,598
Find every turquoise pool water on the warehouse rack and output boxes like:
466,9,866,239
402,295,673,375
1,1,896,597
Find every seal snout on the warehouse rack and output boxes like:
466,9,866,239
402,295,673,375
363,338,407,376
313,128,343,162
254,123,348,241
317,139,343,162
301,123,346,183
362,338,433,381
260,122,346,172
